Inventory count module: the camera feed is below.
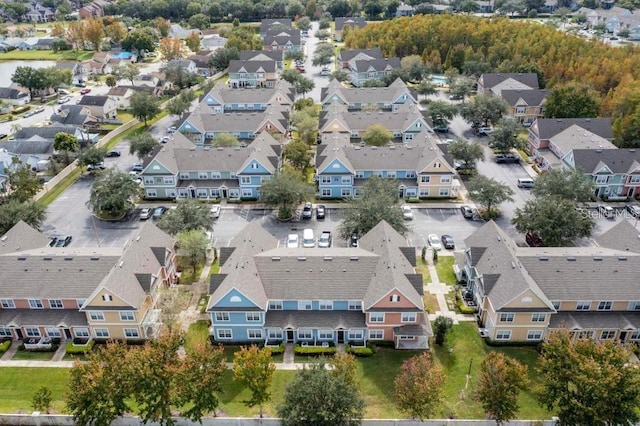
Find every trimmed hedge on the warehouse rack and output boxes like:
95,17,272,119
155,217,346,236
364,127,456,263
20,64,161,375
346,344,375,357
0,340,11,353
267,344,285,355
294,344,336,356
485,339,541,348
65,340,95,354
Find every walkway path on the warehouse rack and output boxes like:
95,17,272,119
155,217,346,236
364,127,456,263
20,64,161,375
423,253,475,324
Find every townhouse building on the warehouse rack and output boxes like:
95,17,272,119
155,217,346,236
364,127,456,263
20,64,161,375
321,78,418,111
259,19,292,38
334,17,367,41
139,131,281,200
500,89,549,127
263,29,302,52
239,50,285,69
0,221,176,343
348,57,402,87
202,80,294,113
208,220,432,349
337,48,383,70
228,59,278,88
316,131,458,199
458,220,640,344
477,72,539,96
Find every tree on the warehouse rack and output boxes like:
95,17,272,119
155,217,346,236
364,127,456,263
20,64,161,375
84,17,105,51
105,75,117,88
184,32,201,53
294,76,315,98
188,13,210,31
296,16,312,31
174,343,227,422
162,62,199,90
121,28,158,56
284,140,311,170
291,109,318,144
416,80,437,99
401,55,428,82
209,47,240,70
232,345,276,418
7,164,43,203
475,352,527,425
105,21,127,44
312,42,334,67
260,171,314,220
460,94,507,127
533,168,595,202
128,133,159,161
53,132,78,153
11,66,45,99
330,353,358,387
467,175,514,218
488,118,521,152
4,3,28,21
394,352,445,420
314,29,331,40
381,69,411,86
165,95,190,118
432,315,453,346
158,200,212,236
278,360,365,425
0,200,46,235
338,176,408,240
129,92,160,127
31,386,52,414
331,70,350,82
427,100,458,122
362,123,393,146
544,83,600,118
285,49,305,62
51,22,66,38
536,330,640,426
177,229,209,274
211,133,240,147
86,168,141,217
512,197,594,246
281,69,302,85
448,138,484,169
114,63,139,86
449,75,476,100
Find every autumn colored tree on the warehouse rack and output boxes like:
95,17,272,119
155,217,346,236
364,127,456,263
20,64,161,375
232,345,276,417
544,83,600,118
83,17,105,51
185,32,201,53
155,17,171,38
50,22,65,38
159,37,185,61
105,21,127,44
66,20,85,50
475,352,528,424
394,352,445,420
330,353,358,387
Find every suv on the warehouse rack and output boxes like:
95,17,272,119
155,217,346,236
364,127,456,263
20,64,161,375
302,202,313,219
626,204,640,218
316,204,326,219
132,163,144,172
86,162,105,171
477,126,493,135
460,205,474,219
598,204,615,219
495,153,520,164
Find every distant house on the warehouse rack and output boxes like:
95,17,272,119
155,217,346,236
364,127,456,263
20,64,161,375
396,3,414,16
477,72,539,96
24,2,56,22
169,24,202,40
51,105,97,127
107,86,135,110
259,18,292,38
202,80,294,113
166,59,197,75
78,0,108,19
82,59,111,75
475,0,494,13
188,50,214,76
337,48,383,69
13,125,99,148
348,57,402,87
500,89,549,127
240,50,285,69
0,37,33,51
56,61,87,85
228,60,278,89
0,86,30,106
77,95,118,120
263,29,301,51
132,74,160,88
30,37,64,50
334,17,367,42
201,35,227,51
321,78,418,111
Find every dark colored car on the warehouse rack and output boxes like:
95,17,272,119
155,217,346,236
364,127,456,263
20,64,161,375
152,206,167,220
441,234,455,250
626,204,640,218
460,205,474,219
525,231,544,247
132,163,144,172
433,124,449,133
54,236,72,247
0,134,7,139
106,150,121,157
494,153,520,164
316,205,326,219
49,237,57,247
302,202,313,219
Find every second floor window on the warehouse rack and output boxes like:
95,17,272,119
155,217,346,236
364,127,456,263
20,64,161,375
29,299,43,309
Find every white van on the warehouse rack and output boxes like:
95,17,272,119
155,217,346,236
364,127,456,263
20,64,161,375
517,178,535,188
302,229,315,248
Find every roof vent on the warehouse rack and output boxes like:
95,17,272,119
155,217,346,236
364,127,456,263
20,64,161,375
350,256,359,261
297,257,306,261
538,256,548,261
618,256,628,261
118,261,124,268
511,261,516,269
324,256,332,261
271,256,281,261
566,256,576,261
64,257,73,261
91,255,100,260
593,256,603,261
17,256,27,261
44,257,52,261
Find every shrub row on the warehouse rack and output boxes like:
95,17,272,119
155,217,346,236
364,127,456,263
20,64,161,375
0,340,11,353
294,344,336,356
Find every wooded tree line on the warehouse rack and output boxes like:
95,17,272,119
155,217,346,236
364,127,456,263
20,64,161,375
344,14,640,146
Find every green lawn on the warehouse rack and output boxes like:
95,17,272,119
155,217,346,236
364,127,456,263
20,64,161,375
0,50,93,61
11,350,55,361
434,255,457,285
0,367,70,414
415,257,431,282
184,320,210,354
431,322,548,419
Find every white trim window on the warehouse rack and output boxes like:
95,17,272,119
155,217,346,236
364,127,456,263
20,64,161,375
28,299,43,309
241,176,251,184
318,329,333,339
74,328,90,338
146,189,157,198
1,299,15,309
576,301,591,311
269,301,283,310
215,312,230,321
348,330,364,340
629,301,640,311
369,312,384,322
321,188,331,197
163,177,174,185
246,312,261,322
217,329,232,339
531,313,546,322
495,330,511,340
89,311,105,321
119,311,135,321
499,313,515,322
341,188,352,197
420,175,430,183
124,328,140,338
527,330,543,340
94,328,110,338
369,330,384,340
601,330,616,340
298,300,312,310
247,329,263,339
268,329,282,339
198,171,209,179
598,301,613,311
441,176,451,183
348,300,362,311
25,327,41,337
319,300,333,310
439,188,450,196
298,329,312,339
0,327,12,337
401,312,416,322
49,299,63,309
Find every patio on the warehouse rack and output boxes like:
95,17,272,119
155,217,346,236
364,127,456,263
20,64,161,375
23,337,52,350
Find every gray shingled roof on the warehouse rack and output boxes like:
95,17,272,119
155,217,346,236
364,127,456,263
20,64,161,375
464,221,554,312
480,73,539,90
335,17,367,31
320,103,425,133
206,80,294,106
353,57,401,73
596,220,640,253
500,89,549,107
0,221,53,255
264,310,366,329
184,104,288,134
549,311,640,330
338,48,383,63
264,29,301,46
78,95,110,107
534,118,613,140
239,50,284,62
0,309,88,327
321,78,417,106
51,105,93,126
571,148,640,174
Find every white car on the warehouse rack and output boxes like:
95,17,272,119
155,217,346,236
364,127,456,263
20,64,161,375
286,234,299,248
57,96,71,104
401,204,413,220
428,234,442,250
139,207,152,220
210,205,220,219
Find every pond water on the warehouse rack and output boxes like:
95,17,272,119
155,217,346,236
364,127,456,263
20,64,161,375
0,60,56,87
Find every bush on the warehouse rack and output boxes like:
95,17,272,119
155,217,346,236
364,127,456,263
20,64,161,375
405,197,421,203
294,344,336,356
0,340,11,353
268,344,285,355
65,340,95,354
485,339,541,348
14,106,31,114
346,343,375,357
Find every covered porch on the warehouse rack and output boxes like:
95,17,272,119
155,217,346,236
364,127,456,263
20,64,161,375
393,315,432,350
264,310,367,346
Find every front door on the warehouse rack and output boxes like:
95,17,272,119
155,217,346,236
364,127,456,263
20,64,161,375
222,189,228,199
337,330,345,344
15,328,23,340
620,331,628,343
286,330,294,343
64,328,72,340
189,188,196,198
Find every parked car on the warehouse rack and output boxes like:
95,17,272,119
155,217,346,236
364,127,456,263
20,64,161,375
350,233,359,248
525,231,544,247
80,88,91,95
57,96,71,104
494,153,520,164
86,162,106,171
33,106,45,114
106,150,121,157
441,234,455,250
160,136,171,143
428,234,442,250
57,89,70,95
626,204,640,218
449,94,464,100
296,65,306,73
460,205,474,219
132,163,144,172
210,205,220,219
74,82,86,88
401,204,413,220
598,204,615,219
53,235,72,247
433,124,449,133
48,237,57,247
318,231,332,248
302,229,315,248
477,126,493,135
139,207,153,220
167,126,177,134
286,234,299,248
302,202,313,219
152,206,167,220
24,110,35,118
0,134,7,139
316,204,326,219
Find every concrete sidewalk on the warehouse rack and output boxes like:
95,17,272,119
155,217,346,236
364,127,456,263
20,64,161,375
0,359,333,370
424,253,476,324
